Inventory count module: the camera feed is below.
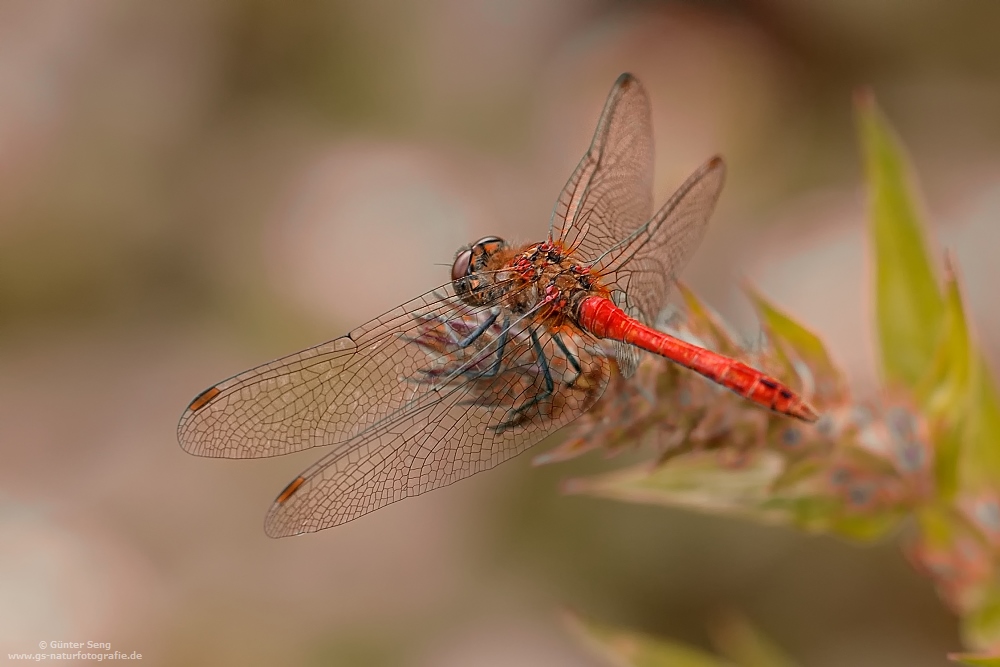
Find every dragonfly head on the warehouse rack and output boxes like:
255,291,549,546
452,236,507,281
452,236,508,305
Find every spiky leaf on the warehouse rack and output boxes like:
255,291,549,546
709,611,800,667
567,613,734,667
856,90,943,389
921,262,973,497
746,287,846,405
950,653,1000,666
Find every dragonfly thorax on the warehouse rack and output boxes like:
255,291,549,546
488,241,608,323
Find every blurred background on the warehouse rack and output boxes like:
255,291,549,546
2,0,999,665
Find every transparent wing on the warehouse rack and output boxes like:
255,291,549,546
548,74,724,376
548,73,654,265
178,279,519,459
591,156,726,327
263,324,611,536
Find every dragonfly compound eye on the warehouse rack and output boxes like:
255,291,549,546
452,248,473,281
473,236,506,261
452,236,505,282
452,236,507,306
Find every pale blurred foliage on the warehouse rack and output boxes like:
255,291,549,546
1,1,999,665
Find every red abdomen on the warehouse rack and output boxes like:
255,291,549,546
577,296,818,422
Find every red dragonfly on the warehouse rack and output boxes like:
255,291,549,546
178,73,818,537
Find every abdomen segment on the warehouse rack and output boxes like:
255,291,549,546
577,296,818,422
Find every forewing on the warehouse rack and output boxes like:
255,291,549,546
548,73,654,264
593,156,726,328
263,328,610,535
177,282,513,459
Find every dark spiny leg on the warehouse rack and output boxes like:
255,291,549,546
495,328,554,432
409,311,505,386
453,314,514,408
463,314,510,379
404,309,499,349
455,311,500,348
551,333,581,386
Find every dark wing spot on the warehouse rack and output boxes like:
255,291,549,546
188,386,221,412
275,476,306,505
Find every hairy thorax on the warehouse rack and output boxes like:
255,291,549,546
468,240,610,329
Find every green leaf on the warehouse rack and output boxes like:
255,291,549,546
676,282,742,358
920,261,973,497
709,611,800,667
856,89,944,389
563,452,788,525
914,504,995,621
745,286,846,405
950,653,1000,666
920,258,972,409
962,356,1000,491
921,257,1000,491
567,613,734,667
769,457,825,493
963,586,1000,653
567,452,901,541
760,496,901,541
917,504,962,550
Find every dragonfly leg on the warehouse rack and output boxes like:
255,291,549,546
551,333,582,386
467,315,510,379
454,310,500,348
410,313,514,394
494,327,555,432
405,309,499,349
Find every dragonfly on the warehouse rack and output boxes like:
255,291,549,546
178,73,819,537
